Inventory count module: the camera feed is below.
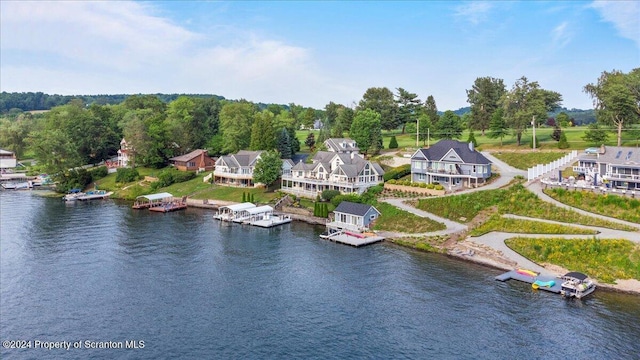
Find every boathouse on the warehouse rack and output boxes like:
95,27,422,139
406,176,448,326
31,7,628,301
214,202,256,221
328,201,381,233
133,192,174,209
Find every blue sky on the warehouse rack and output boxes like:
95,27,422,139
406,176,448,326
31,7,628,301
1,1,638,111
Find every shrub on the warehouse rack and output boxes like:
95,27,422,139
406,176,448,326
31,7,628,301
388,136,399,149
383,164,411,181
387,179,397,184
116,167,140,183
331,193,362,207
321,189,341,201
434,184,444,190
91,166,108,180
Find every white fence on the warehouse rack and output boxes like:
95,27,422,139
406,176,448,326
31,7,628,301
527,150,578,181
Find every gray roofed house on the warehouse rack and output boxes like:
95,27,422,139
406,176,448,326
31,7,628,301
410,140,492,190
327,201,381,233
572,145,640,190
214,150,292,187
325,138,360,154
281,138,384,198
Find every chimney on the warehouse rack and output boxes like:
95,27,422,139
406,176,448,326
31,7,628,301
469,142,475,152
599,144,605,154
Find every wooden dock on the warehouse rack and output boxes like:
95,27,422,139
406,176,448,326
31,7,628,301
149,201,188,213
320,231,385,247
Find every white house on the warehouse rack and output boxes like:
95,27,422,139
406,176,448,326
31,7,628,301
280,139,384,199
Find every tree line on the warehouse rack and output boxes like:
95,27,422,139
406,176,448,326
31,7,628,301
1,68,638,178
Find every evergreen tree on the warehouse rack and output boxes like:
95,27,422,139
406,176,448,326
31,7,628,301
558,131,570,149
466,131,478,148
551,125,562,141
276,128,292,159
389,135,399,149
305,132,316,151
582,122,609,145
242,192,246,202
487,108,509,146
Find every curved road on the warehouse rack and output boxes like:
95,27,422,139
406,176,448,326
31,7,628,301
381,151,639,275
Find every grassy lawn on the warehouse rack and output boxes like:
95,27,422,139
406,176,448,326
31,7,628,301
469,214,598,236
189,184,280,204
372,202,446,233
491,151,569,170
544,188,640,224
416,184,635,231
505,237,640,283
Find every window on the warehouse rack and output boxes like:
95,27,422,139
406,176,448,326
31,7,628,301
626,151,633,160
188,161,196,167
615,151,622,159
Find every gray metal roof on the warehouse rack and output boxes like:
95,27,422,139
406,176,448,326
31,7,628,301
136,192,173,201
597,146,640,165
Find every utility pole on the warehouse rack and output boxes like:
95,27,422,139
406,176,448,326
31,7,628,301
531,115,536,150
416,118,419,147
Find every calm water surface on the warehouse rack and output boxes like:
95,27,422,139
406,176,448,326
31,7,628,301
1,191,639,359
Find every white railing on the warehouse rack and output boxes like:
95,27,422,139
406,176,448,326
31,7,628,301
527,150,578,181
203,172,213,183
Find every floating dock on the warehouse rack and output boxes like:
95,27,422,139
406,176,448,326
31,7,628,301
149,202,188,212
495,269,563,294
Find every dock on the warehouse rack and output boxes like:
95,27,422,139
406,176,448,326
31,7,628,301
320,230,385,247
149,201,188,212
495,269,563,294
242,214,292,228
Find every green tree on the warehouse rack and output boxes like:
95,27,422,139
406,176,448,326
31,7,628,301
584,68,640,146
582,122,609,145
305,132,316,151
273,110,299,156
551,125,562,141
219,101,256,153
333,105,354,137
557,131,569,149
395,88,421,134
388,135,399,149
466,76,506,136
555,112,571,128
276,128,292,159
350,109,382,156
324,101,340,129
417,113,432,145
357,87,398,131
434,111,463,139
302,107,316,129
253,150,282,187
501,76,562,146
487,108,508,146
0,114,34,158
467,131,478,148
250,110,276,150
27,128,81,175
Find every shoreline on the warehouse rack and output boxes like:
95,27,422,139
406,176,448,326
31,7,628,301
24,191,640,296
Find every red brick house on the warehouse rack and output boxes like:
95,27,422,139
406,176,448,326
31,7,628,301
169,149,216,171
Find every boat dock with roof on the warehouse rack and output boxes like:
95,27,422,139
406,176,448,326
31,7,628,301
214,203,291,227
133,192,187,212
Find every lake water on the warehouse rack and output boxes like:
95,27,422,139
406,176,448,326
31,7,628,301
1,191,639,359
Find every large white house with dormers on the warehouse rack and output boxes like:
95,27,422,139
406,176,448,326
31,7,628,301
280,138,385,198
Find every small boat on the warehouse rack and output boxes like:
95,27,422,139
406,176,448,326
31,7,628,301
63,188,84,201
76,190,112,201
560,272,596,299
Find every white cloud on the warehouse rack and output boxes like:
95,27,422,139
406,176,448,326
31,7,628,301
453,1,493,25
0,1,350,107
552,21,573,48
590,1,640,47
